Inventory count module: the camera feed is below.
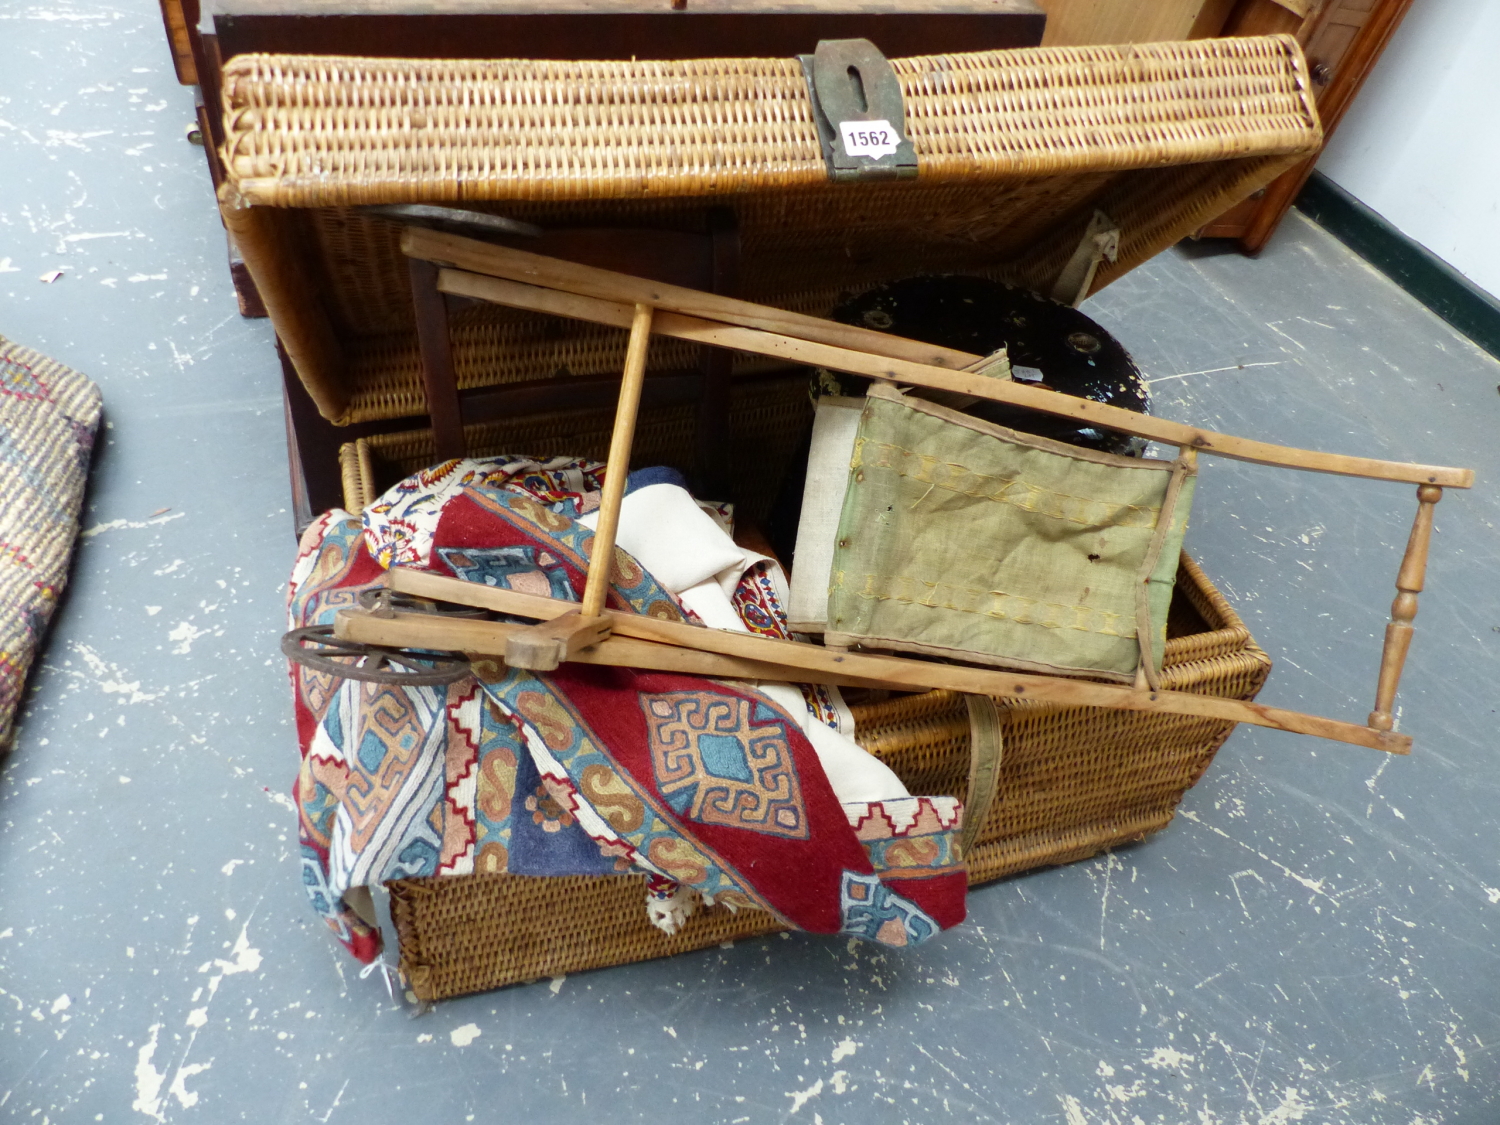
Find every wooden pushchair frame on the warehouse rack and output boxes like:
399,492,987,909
330,228,1472,756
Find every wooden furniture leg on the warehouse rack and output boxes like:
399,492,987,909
409,257,466,462
582,302,656,617
1369,484,1442,731
503,302,656,669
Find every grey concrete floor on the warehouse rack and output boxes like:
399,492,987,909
4,3,1500,1123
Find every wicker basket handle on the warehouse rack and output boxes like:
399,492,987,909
961,695,1003,858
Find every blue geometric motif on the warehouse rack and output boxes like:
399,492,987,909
357,729,392,772
391,835,442,879
437,545,574,599
642,690,809,839
696,734,754,783
839,870,939,946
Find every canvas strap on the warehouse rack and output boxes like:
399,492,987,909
961,694,1004,858
1132,449,1197,691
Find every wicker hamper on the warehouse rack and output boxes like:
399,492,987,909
233,36,1310,998
386,553,1267,1002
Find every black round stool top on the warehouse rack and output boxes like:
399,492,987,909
831,276,1149,456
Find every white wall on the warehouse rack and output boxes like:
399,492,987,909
1316,0,1500,297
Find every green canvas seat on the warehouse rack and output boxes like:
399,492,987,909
820,385,1196,684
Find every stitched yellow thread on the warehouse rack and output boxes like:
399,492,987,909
832,572,1137,638
857,440,1162,530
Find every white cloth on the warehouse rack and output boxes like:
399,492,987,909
677,579,745,631
579,483,744,596
788,396,864,631
754,682,909,804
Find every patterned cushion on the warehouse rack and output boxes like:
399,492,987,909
0,336,101,746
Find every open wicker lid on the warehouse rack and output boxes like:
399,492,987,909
219,37,1319,301
215,36,1321,426
221,37,1319,205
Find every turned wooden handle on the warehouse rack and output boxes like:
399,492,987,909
1369,484,1442,731
581,302,655,619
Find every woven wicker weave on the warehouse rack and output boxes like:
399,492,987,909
218,37,1321,427
387,553,1268,1001
339,371,814,526
221,41,1317,204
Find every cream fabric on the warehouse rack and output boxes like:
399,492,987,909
579,483,743,595
788,396,864,632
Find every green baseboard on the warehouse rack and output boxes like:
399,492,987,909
1296,171,1500,363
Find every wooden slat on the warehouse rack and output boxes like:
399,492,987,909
374,569,1413,754
435,265,1474,490
580,302,654,618
408,257,465,460
340,608,879,687
503,609,614,671
405,227,987,372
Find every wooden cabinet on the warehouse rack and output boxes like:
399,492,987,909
1195,0,1416,252
1034,0,1415,253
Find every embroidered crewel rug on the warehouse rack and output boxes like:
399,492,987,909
288,458,969,963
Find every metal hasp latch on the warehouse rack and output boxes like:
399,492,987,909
1049,210,1121,308
799,39,917,184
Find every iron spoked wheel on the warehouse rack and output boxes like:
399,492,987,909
281,625,471,686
